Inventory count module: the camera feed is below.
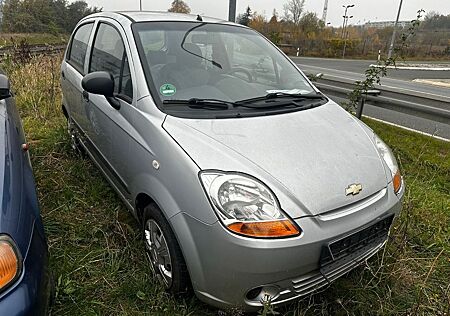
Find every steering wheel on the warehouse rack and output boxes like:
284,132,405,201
227,67,253,82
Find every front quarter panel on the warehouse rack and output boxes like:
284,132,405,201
127,97,218,225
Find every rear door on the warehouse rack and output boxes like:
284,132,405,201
62,22,95,129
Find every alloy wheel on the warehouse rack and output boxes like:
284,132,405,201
144,219,173,288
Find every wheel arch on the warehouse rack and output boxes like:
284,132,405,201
135,192,157,223
136,191,194,291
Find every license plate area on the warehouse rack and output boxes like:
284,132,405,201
320,214,395,267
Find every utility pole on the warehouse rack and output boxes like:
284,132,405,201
139,0,142,11
322,0,329,23
0,0,3,27
387,0,403,59
342,15,353,58
229,0,237,22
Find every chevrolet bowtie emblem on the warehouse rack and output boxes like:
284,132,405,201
346,183,363,196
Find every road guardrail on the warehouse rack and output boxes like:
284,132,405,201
314,77,450,124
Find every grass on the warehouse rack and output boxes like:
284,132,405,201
4,54,449,316
0,33,69,47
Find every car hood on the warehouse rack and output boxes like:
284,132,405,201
163,102,388,217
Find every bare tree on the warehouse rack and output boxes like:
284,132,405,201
283,0,305,25
168,0,191,14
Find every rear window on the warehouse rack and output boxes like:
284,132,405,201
67,23,94,74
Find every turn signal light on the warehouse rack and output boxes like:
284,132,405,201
0,237,20,290
227,220,301,238
393,170,402,194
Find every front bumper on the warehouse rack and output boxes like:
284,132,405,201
170,182,404,311
0,223,51,316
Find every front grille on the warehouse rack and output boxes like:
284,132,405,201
320,215,394,266
288,215,394,299
291,240,384,296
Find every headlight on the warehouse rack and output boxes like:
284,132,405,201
0,235,22,291
200,172,301,238
374,134,402,194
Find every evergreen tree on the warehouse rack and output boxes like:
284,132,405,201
237,6,252,26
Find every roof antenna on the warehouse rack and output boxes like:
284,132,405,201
196,14,203,22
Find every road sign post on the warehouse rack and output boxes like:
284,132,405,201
356,90,381,119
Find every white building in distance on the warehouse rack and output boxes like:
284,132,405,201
365,20,410,29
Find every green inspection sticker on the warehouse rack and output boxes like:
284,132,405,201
160,84,177,96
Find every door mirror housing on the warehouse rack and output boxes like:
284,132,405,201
82,71,120,110
0,74,11,101
82,71,114,97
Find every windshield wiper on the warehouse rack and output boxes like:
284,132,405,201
163,98,235,109
236,92,326,105
163,94,326,112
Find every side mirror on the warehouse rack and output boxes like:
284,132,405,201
82,71,114,97
81,71,120,110
0,74,11,101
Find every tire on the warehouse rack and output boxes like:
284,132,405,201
142,203,190,295
66,116,85,157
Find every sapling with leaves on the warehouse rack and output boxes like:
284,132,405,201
346,9,425,112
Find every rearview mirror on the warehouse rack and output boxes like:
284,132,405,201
0,74,11,101
82,71,114,97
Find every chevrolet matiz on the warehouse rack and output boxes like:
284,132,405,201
60,11,404,311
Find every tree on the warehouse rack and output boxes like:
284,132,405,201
237,6,252,26
1,0,100,33
299,12,324,37
248,13,266,34
168,0,191,14
268,10,281,45
269,9,278,24
283,0,305,25
422,12,450,30
1,0,21,32
65,1,100,32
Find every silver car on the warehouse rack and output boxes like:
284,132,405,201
60,11,404,311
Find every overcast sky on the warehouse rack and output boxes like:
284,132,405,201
80,0,450,26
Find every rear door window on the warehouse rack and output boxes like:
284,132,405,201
67,23,94,74
89,23,133,101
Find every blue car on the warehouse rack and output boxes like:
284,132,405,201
0,73,52,315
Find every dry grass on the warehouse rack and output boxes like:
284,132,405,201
4,54,449,316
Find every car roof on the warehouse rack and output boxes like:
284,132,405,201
86,11,234,25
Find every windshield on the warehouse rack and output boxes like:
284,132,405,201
133,22,315,106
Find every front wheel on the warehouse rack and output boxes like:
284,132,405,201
143,204,190,294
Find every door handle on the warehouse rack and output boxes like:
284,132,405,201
82,90,89,102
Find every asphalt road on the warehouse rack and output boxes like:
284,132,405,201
292,57,450,81
291,57,450,140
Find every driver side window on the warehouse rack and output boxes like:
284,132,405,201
90,23,133,101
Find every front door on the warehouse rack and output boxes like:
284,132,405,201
85,22,136,199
